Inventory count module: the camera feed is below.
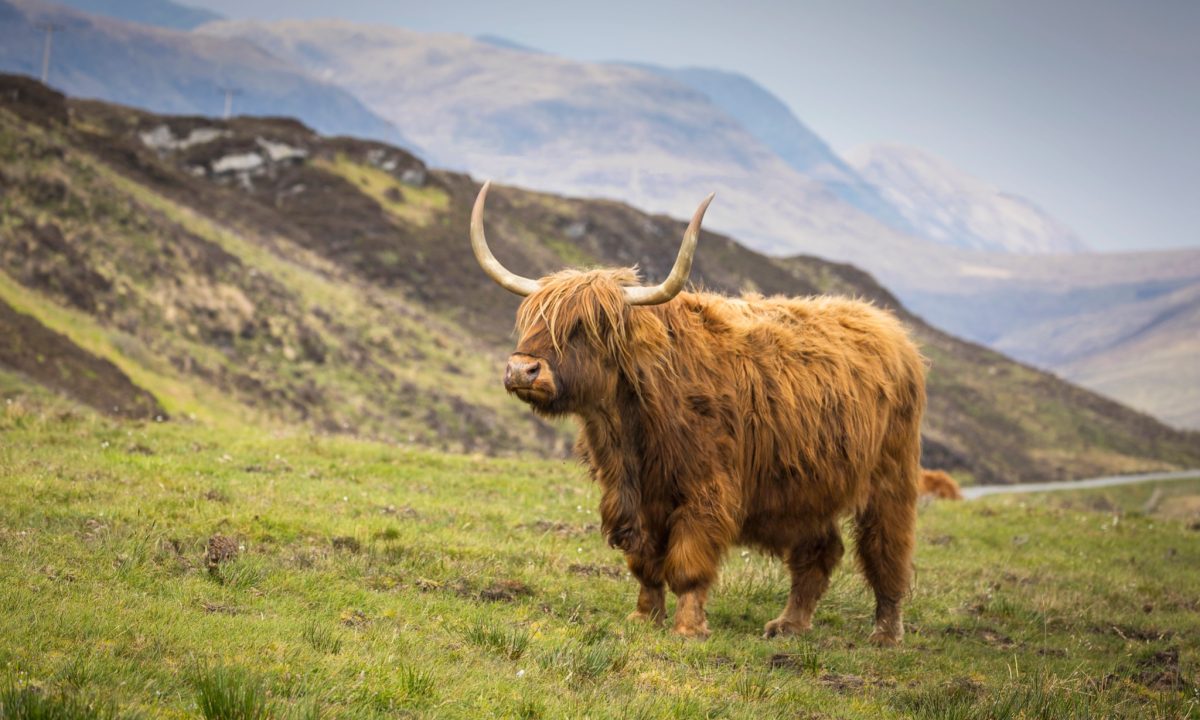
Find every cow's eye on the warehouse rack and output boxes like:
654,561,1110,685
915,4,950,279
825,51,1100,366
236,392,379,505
568,322,584,341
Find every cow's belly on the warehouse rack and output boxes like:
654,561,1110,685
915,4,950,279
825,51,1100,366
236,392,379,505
734,473,867,553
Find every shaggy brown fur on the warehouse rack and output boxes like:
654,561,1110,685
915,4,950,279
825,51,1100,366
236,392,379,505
505,268,926,644
919,469,963,500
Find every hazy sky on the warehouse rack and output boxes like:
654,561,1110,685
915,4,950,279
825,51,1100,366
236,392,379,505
187,0,1199,253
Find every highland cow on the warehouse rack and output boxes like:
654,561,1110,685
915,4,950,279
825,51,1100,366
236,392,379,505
919,469,963,500
471,182,926,644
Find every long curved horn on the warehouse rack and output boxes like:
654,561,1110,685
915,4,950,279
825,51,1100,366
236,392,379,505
470,181,541,297
623,193,715,306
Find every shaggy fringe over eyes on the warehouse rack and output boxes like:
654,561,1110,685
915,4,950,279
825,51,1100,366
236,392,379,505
514,268,669,396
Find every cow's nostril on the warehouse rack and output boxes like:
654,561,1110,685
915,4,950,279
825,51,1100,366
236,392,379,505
526,362,540,381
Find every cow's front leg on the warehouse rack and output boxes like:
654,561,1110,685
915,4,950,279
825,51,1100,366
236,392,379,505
625,549,666,625
665,499,736,639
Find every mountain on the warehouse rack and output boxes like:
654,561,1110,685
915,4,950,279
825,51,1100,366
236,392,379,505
46,0,221,30
2,73,1197,484
475,34,543,54
1052,283,1200,430
633,65,914,235
901,248,1200,430
196,19,933,266
0,0,409,148
845,144,1088,255
191,20,1196,430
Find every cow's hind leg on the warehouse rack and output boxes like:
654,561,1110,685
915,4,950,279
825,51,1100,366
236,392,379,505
763,524,844,638
626,550,666,625
854,472,917,646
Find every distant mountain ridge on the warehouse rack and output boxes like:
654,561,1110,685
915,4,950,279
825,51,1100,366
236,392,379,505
197,18,916,264
0,0,411,148
631,64,916,236
846,143,1089,255
44,0,220,30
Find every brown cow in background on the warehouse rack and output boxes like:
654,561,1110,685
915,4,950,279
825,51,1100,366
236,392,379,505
471,182,926,645
919,469,963,500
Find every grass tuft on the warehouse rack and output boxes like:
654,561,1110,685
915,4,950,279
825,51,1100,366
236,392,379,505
191,666,272,720
300,620,343,655
464,621,531,661
893,674,1103,720
0,682,128,720
362,664,436,710
732,670,779,701
537,640,629,682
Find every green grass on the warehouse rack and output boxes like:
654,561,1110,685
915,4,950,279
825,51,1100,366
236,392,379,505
315,155,449,227
191,666,272,720
1,386,1198,718
1021,477,1200,520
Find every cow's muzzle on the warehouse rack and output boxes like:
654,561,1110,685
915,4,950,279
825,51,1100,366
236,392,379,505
504,355,542,391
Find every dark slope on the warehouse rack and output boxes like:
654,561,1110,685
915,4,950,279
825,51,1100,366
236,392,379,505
0,298,163,418
2,74,1196,483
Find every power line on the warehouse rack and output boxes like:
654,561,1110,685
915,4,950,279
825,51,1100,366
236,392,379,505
34,22,64,85
217,86,242,119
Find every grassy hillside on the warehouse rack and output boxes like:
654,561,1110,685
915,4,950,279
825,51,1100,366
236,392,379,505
0,73,1197,484
2,378,1198,718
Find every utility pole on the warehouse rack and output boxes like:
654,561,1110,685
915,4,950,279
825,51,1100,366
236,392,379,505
218,86,242,119
35,22,64,85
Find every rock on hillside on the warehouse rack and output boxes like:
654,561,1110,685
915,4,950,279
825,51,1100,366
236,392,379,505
2,73,1197,483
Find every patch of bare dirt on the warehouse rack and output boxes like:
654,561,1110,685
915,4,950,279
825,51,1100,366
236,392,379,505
205,534,239,575
331,536,362,553
568,563,624,578
380,504,419,518
522,520,599,538
1092,624,1175,642
942,625,1018,649
201,601,241,615
767,653,817,673
818,672,895,692
202,489,230,503
480,579,533,602
1133,648,1188,690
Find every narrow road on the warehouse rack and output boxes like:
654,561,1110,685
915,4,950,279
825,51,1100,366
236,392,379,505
961,469,1200,500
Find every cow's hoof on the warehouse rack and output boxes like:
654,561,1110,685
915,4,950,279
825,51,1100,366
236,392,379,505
868,630,902,647
627,610,664,626
762,618,810,639
673,622,711,640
